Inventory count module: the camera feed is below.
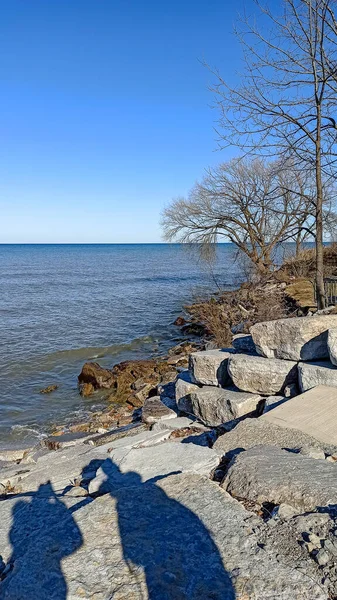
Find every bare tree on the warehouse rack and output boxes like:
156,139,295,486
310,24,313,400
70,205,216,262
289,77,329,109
162,158,315,274
210,0,337,308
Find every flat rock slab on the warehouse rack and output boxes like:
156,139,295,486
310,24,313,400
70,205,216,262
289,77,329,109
251,315,337,360
141,396,176,424
213,417,337,459
189,349,234,386
224,445,337,512
262,385,337,447
151,416,207,432
89,442,219,493
298,360,337,391
189,386,261,427
228,353,297,395
0,472,328,599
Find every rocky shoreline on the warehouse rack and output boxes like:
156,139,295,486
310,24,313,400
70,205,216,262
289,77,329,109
2,310,337,597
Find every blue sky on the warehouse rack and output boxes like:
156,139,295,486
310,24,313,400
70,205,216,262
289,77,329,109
0,0,275,243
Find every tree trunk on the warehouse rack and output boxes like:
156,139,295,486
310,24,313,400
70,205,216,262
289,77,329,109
315,121,325,310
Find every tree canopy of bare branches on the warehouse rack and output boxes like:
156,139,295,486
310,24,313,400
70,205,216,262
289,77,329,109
162,158,317,274
210,0,337,307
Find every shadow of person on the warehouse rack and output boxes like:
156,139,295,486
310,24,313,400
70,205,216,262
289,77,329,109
1,480,83,600
99,459,236,600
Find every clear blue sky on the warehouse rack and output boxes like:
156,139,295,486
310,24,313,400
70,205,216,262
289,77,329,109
0,0,274,243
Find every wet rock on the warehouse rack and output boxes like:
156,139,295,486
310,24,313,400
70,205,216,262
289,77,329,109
141,396,176,424
228,354,297,395
298,360,337,391
189,349,234,386
189,387,261,427
223,445,337,512
110,359,176,405
78,362,115,389
232,334,256,353
79,382,94,397
251,315,337,361
39,384,58,394
173,316,187,326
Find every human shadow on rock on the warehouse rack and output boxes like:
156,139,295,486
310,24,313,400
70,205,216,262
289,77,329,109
0,481,83,600
100,459,236,599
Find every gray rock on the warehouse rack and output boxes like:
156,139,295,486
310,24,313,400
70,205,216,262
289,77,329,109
262,395,287,414
224,445,337,512
251,315,337,360
328,328,337,365
151,416,207,433
189,386,261,427
141,396,177,424
232,333,256,353
189,349,234,386
284,383,299,397
0,472,328,599
228,354,298,395
315,549,330,566
175,371,200,413
272,503,297,520
298,361,337,391
89,443,219,494
299,446,326,460
213,418,335,459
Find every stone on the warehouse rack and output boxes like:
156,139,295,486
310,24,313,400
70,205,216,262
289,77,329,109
284,383,299,397
89,443,219,494
141,396,177,424
262,395,287,413
263,385,337,447
189,386,261,427
232,333,256,353
39,384,58,394
315,549,330,566
0,472,328,599
272,503,297,521
78,361,115,389
213,417,336,459
79,382,94,397
189,349,234,386
223,445,337,512
328,328,337,365
228,354,297,395
298,361,337,391
151,416,207,433
175,370,200,414
250,315,337,360
299,446,326,460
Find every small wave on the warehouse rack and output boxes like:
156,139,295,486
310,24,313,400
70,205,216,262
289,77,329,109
47,335,155,362
11,424,47,440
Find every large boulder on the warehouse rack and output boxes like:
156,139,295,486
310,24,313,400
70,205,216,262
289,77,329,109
78,362,115,389
328,328,337,365
298,361,337,391
175,371,200,413
189,386,261,427
213,417,335,459
189,349,234,386
223,445,337,512
251,315,337,361
227,354,297,395
232,334,256,353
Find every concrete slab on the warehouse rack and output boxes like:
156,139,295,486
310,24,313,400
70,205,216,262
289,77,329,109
262,384,337,446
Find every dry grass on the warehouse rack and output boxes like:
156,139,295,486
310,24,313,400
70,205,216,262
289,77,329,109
280,244,337,279
186,281,290,347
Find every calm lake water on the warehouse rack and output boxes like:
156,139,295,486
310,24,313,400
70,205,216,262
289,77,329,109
0,243,241,448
